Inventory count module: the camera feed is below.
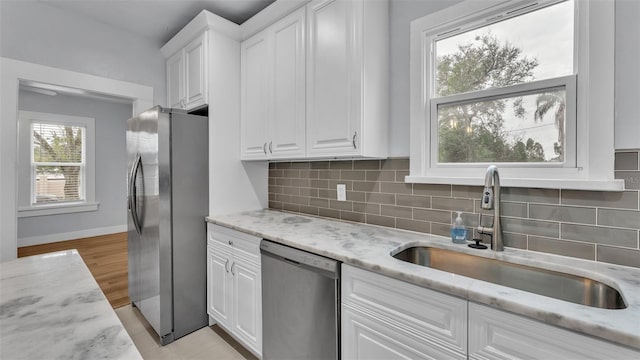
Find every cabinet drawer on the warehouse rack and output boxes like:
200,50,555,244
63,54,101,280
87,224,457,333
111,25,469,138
208,224,261,262
469,302,640,359
342,304,465,360
342,264,467,356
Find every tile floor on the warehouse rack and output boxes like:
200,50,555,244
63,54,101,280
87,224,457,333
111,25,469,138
116,305,257,360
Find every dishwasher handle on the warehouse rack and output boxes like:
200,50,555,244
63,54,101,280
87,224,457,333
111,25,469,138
260,240,340,279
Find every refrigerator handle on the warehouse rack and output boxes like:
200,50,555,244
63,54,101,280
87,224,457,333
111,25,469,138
127,156,136,211
130,154,143,235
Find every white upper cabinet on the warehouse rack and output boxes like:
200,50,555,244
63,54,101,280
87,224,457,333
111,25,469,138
240,0,388,160
306,0,388,158
167,51,184,109
184,33,208,109
270,8,306,158
241,30,271,159
165,32,208,111
241,8,306,160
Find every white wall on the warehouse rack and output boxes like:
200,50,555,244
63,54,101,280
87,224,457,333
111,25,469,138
0,1,165,106
614,0,640,150
17,91,131,246
388,0,464,157
388,0,640,156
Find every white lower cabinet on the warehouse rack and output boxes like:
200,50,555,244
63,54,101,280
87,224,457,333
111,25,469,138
206,224,262,357
342,265,639,360
468,303,640,360
341,264,467,360
230,254,261,350
206,246,232,330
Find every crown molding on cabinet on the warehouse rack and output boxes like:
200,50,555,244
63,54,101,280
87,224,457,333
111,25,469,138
240,0,310,40
161,10,241,57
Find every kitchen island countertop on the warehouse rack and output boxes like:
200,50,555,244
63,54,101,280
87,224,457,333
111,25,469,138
0,250,142,360
207,209,640,350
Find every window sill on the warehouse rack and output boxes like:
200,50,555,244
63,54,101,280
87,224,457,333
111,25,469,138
405,176,625,191
18,202,99,218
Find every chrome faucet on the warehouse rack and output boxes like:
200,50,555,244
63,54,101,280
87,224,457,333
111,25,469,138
477,165,504,251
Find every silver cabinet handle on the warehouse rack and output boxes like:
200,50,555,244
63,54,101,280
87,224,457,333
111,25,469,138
263,142,267,154
224,259,230,273
230,262,236,275
352,131,357,149
269,141,273,154
228,240,233,246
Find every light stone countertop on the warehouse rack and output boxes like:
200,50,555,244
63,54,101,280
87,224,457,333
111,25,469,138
207,209,640,350
0,250,142,360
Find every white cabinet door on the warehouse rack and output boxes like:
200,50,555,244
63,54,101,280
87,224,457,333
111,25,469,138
342,305,462,360
207,246,232,330
468,302,640,360
231,258,262,355
184,32,207,110
207,225,262,357
306,0,362,157
167,50,184,109
241,30,270,159
342,264,467,360
270,7,306,159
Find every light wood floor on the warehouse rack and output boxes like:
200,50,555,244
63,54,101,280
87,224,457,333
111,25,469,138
18,232,130,308
116,305,256,360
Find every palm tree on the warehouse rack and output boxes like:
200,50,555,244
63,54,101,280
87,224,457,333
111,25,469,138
534,91,565,161
33,126,82,201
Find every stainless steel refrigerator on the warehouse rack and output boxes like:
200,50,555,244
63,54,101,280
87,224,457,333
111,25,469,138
127,106,208,345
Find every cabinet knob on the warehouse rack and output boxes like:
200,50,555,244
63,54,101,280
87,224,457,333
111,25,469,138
228,240,233,246
352,131,357,149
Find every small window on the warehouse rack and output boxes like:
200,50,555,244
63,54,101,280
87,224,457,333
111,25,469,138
18,111,97,217
31,122,85,204
409,0,622,190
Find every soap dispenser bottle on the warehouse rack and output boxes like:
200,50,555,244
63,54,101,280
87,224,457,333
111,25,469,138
451,211,467,244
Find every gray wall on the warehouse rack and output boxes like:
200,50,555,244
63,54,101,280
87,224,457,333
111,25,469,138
388,0,640,156
0,0,165,106
17,90,132,243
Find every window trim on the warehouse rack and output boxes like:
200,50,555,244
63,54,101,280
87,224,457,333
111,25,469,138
408,0,624,191
18,111,97,217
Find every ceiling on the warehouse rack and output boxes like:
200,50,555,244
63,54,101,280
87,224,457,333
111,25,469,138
41,0,277,46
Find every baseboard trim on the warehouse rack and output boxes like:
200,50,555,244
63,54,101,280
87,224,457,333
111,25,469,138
18,225,127,247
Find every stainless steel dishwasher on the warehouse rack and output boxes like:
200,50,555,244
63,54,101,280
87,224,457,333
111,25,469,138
260,240,341,360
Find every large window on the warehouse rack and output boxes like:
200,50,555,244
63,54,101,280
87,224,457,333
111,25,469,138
18,111,96,217
409,0,622,190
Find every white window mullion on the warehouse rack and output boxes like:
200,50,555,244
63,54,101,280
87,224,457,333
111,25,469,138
431,75,576,106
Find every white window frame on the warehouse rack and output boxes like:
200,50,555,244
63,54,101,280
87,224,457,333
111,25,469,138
408,0,623,191
18,111,97,217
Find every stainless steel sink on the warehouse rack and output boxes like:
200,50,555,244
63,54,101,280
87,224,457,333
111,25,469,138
392,246,626,309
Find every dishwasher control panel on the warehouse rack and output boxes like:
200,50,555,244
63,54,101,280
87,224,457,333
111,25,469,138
260,240,339,274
